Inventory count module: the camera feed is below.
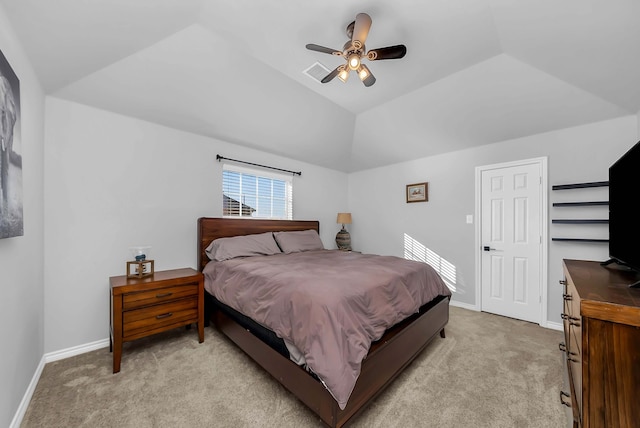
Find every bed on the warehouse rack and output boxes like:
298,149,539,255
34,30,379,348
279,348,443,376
197,217,451,427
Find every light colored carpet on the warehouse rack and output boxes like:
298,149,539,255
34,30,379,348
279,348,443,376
21,307,568,427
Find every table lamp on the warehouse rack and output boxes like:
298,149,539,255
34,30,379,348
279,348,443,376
336,213,352,251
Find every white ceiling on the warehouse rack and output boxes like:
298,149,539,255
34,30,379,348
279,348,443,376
2,0,638,172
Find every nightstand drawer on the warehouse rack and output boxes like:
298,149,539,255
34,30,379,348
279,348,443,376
123,298,198,339
123,283,198,310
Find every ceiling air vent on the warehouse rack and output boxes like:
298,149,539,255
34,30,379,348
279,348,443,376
303,62,331,84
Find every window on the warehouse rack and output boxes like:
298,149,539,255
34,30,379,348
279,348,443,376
222,164,293,219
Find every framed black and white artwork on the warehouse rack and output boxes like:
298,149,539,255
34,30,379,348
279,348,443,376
0,48,23,238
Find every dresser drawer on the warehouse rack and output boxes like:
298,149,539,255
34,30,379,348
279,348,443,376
567,281,582,351
566,277,583,419
562,272,583,426
568,326,582,419
123,283,198,310
123,297,198,339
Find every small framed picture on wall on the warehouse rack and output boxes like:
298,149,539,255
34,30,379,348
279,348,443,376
406,182,428,203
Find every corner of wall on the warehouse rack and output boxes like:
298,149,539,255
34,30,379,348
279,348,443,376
0,4,46,427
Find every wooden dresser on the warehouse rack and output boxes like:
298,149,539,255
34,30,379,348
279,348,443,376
110,268,204,373
560,259,640,427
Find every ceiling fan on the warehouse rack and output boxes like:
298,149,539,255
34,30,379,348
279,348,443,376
305,12,407,87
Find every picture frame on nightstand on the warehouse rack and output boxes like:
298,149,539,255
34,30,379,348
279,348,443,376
126,259,154,278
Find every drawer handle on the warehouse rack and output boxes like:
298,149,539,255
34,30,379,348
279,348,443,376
559,342,579,358
560,313,581,327
156,292,173,298
568,356,580,363
560,391,572,407
559,279,567,286
562,293,572,301
561,313,580,324
156,312,173,319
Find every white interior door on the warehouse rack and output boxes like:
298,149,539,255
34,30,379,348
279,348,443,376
480,160,544,324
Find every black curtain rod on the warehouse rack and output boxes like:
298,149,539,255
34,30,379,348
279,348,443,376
216,154,302,176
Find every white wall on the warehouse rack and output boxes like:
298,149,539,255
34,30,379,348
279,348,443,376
348,116,638,325
43,97,348,353
0,4,45,427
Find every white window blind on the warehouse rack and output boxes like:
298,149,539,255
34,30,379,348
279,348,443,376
222,164,293,219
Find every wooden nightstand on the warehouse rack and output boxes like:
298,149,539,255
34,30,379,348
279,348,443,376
110,267,204,373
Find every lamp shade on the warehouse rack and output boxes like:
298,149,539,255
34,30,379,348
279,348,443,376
336,213,352,225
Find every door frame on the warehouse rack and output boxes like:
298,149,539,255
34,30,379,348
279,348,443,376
474,157,549,326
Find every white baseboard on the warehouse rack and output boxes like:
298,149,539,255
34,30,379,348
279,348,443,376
9,356,45,428
10,338,110,428
449,299,565,332
44,338,110,363
449,299,479,311
544,320,563,332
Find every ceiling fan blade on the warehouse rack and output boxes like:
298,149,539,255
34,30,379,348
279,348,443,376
352,13,372,48
306,44,342,56
367,45,407,61
359,64,376,87
321,66,342,83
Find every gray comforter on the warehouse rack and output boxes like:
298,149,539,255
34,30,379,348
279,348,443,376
203,249,451,409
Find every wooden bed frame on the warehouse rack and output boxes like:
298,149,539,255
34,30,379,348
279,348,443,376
197,217,449,427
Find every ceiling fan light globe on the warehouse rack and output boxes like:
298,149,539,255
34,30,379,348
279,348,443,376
337,67,350,82
348,54,361,70
357,65,369,81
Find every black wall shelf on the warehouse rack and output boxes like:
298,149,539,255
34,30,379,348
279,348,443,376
552,181,609,190
551,181,609,242
551,238,608,243
552,201,608,207
552,219,608,224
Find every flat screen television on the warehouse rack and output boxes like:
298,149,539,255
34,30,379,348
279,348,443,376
605,140,640,286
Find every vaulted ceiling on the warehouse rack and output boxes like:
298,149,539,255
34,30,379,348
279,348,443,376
2,0,639,172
